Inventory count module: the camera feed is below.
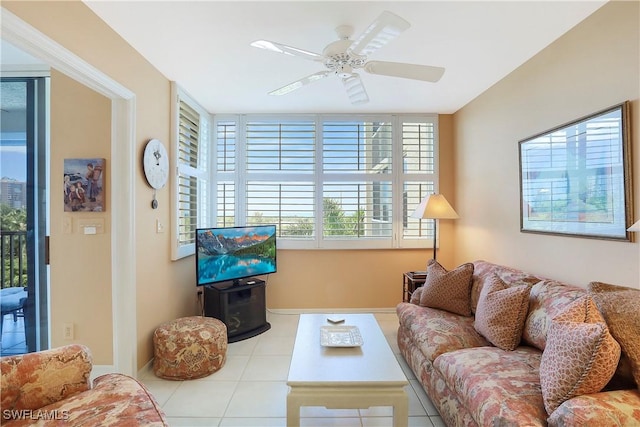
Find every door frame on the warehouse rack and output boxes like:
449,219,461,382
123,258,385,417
2,9,138,375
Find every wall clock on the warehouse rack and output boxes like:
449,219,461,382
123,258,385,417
142,138,169,209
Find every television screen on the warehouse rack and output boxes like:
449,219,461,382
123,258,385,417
196,225,277,286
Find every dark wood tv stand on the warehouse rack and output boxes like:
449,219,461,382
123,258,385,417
203,278,271,343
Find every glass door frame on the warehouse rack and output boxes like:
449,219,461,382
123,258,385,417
28,76,49,352
1,76,49,353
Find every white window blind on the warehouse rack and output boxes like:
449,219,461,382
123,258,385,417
247,182,316,238
402,121,437,239
403,121,435,173
213,114,438,249
177,101,199,245
216,181,235,228
242,120,316,239
322,121,392,174
322,181,393,239
321,120,393,242
171,84,211,260
246,121,315,172
216,120,236,172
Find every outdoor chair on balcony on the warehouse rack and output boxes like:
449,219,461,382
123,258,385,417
0,287,27,337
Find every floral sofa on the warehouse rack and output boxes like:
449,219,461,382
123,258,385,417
397,260,640,426
1,344,168,426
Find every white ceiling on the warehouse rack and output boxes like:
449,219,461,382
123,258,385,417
20,1,611,114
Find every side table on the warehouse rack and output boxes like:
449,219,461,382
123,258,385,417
402,272,427,302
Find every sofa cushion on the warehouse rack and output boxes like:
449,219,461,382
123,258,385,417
419,260,474,316
409,286,422,305
589,281,640,390
471,260,542,313
548,389,640,427
396,302,489,362
474,274,531,351
605,354,638,391
4,374,168,427
539,297,621,415
522,280,586,351
432,346,548,426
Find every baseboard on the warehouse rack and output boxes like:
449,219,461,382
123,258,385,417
267,307,396,315
137,358,154,379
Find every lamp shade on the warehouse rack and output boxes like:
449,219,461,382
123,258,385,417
411,193,459,220
628,220,640,232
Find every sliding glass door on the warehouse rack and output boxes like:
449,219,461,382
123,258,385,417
0,77,49,355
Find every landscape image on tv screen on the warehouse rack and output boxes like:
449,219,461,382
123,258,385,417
196,225,277,286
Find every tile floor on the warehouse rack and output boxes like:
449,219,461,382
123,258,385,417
139,311,445,427
0,314,28,356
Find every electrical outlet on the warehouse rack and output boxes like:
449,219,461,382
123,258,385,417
156,219,164,233
63,323,74,340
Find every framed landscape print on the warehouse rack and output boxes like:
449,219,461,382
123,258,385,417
64,158,105,212
519,102,632,240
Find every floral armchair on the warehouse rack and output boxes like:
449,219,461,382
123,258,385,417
1,344,168,426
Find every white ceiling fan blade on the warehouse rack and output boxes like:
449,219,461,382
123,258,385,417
250,40,324,62
364,61,445,82
348,11,410,57
342,73,369,105
268,71,332,96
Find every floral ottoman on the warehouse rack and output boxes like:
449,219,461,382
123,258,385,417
153,316,227,380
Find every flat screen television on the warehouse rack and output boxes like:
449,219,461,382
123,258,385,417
196,225,277,286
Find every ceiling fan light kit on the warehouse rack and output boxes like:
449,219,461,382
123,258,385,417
251,10,445,105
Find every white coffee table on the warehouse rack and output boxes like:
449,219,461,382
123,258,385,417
287,313,409,427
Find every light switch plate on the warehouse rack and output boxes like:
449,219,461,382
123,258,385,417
78,218,104,234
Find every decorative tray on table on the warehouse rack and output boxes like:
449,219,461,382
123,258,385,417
320,325,363,347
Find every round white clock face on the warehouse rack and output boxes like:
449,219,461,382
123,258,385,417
143,139,169,190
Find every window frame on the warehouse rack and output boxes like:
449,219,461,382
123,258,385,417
212,113,440,250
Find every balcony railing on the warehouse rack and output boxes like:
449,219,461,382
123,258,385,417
1,230,27,289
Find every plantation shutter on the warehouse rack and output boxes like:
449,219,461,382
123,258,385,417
171,84,210,260
244,120,316,238
322,121,393,239
213,114,439,249
177,100,200,247
401,121,437,239
215,121,236,227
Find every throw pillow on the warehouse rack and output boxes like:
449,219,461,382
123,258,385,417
521,280,586,351
474,274,531,351
539,296,621,415
419,260,474,316
589,281,640,390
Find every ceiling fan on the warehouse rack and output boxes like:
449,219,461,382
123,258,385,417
250,10,445,105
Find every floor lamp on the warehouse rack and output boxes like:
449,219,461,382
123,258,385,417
411,193,459,261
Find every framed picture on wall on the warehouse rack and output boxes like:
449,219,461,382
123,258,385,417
64,158,105,212
519,101,632,240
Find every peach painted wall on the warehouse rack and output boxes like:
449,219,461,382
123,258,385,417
452,1,640,289
266,249,440,310
49,70,113,363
